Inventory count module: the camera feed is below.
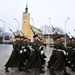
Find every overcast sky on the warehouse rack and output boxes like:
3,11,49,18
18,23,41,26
0,0,75,36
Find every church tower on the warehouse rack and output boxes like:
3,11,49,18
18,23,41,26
22,4,33,41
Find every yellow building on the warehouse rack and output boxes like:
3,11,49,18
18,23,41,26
22,5,43,41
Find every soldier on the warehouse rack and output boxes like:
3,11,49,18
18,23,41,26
67,37,75,71
48,35,71,75
23,37,31,61
19,36,27,63
71,38,75,71
37,38,46,65
5,35,25,72
66,38,73,68
24,35,45,73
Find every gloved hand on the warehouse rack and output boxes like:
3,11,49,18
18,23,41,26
23,49,26,52
29,46,34,51
21,46,25,49
39,45,44,50
31,48,35,51
63,51,66,55
29,46,32,50
41,51,44,54
20,50,23,54
27,45,30,48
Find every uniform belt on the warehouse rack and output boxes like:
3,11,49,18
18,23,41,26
54,48,66,54
67,47,72,48
57,49,64,52
54,48,63,51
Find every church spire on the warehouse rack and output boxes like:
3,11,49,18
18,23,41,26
25,3,28,13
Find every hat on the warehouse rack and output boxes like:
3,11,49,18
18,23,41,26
20,36,24,38
33,35,38,38
15,35,20,38
23,36,28,39
54,35,64,41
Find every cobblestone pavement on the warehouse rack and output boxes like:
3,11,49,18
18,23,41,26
0,44,75,75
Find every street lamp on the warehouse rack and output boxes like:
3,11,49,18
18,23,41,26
31,18,34,26
14,18,19,31
0,19,5,43
64,17,70,47
49,18,51,45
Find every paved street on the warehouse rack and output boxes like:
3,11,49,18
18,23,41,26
0,44,75,75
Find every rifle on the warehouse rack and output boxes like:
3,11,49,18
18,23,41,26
51,25,55,32
9,27,16,36
20,31,24,36
16,29,21,36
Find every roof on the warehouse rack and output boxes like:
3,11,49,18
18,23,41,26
30,25,43,35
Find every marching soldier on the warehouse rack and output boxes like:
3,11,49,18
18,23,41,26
5,35,25,72
66,38,73,68
48,35,71,75
24,35,45,73
19,36,27,63
37,38,46,65
23,37,32,61
71,38,75,71
67,37,75,71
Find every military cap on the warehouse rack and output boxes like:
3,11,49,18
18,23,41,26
24,36,28,39
20,36,24,38
15,35,20,38
54,35,64,41
33,35,38,38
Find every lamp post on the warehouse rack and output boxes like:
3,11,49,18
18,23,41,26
49,18,51,45
64,17,70,47
31,18,34,26
0,19,5,43
14,18,19,31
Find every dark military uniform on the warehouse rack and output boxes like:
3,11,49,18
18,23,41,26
48,34,71,75
47,48,57,68
48,40,67,71
36,40,46,64
66,41,73,67
24,38,45,73
66,38,75,71
5,39,22,72
69,41,75,71
19,40,26,62
25,39,42,69
24,41,31,61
